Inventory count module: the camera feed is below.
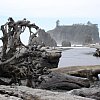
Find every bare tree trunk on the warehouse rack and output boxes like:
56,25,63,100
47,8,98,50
0,24,8,61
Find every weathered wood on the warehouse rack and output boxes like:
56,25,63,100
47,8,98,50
38,72,90,90
0,55,16,65
51,65,100,81
0,85,93,100
0,18,61,87
0,79,9,85
69,86,100,100
0,24,8,60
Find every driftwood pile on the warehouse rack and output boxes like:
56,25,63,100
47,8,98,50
0,17,52,87
0,17,98,92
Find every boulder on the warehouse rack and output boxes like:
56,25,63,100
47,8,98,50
62,41,71,47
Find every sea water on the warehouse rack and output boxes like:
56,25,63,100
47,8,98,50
58,47,100,67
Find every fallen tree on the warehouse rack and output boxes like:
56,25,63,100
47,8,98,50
0,18,62,88
38,72,90,90
51,65,100,81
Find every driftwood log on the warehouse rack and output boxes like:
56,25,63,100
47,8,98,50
0,72,90,90
38,72,90,90
69,85,100,100
51,65,100,81
0,85,93,100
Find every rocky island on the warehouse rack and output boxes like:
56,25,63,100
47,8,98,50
48,20,100,45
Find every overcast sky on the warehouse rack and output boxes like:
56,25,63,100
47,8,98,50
0,0,100,27
0,0,100,18
0,0,100,45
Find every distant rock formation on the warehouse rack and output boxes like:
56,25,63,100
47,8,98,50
31,29,57,47
62,41,71,47
48,21,100,45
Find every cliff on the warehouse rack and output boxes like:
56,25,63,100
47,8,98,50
47,23,100,45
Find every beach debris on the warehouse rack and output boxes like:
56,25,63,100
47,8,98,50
0,18,61,87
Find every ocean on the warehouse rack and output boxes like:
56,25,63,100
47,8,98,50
58,47,100,67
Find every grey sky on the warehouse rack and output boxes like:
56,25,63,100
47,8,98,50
0,0,100,18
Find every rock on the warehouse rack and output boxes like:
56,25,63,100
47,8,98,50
30,29,57,47
62,41,71,47
48,22,99,44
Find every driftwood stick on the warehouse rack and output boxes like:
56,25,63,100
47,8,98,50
0,55,16,65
